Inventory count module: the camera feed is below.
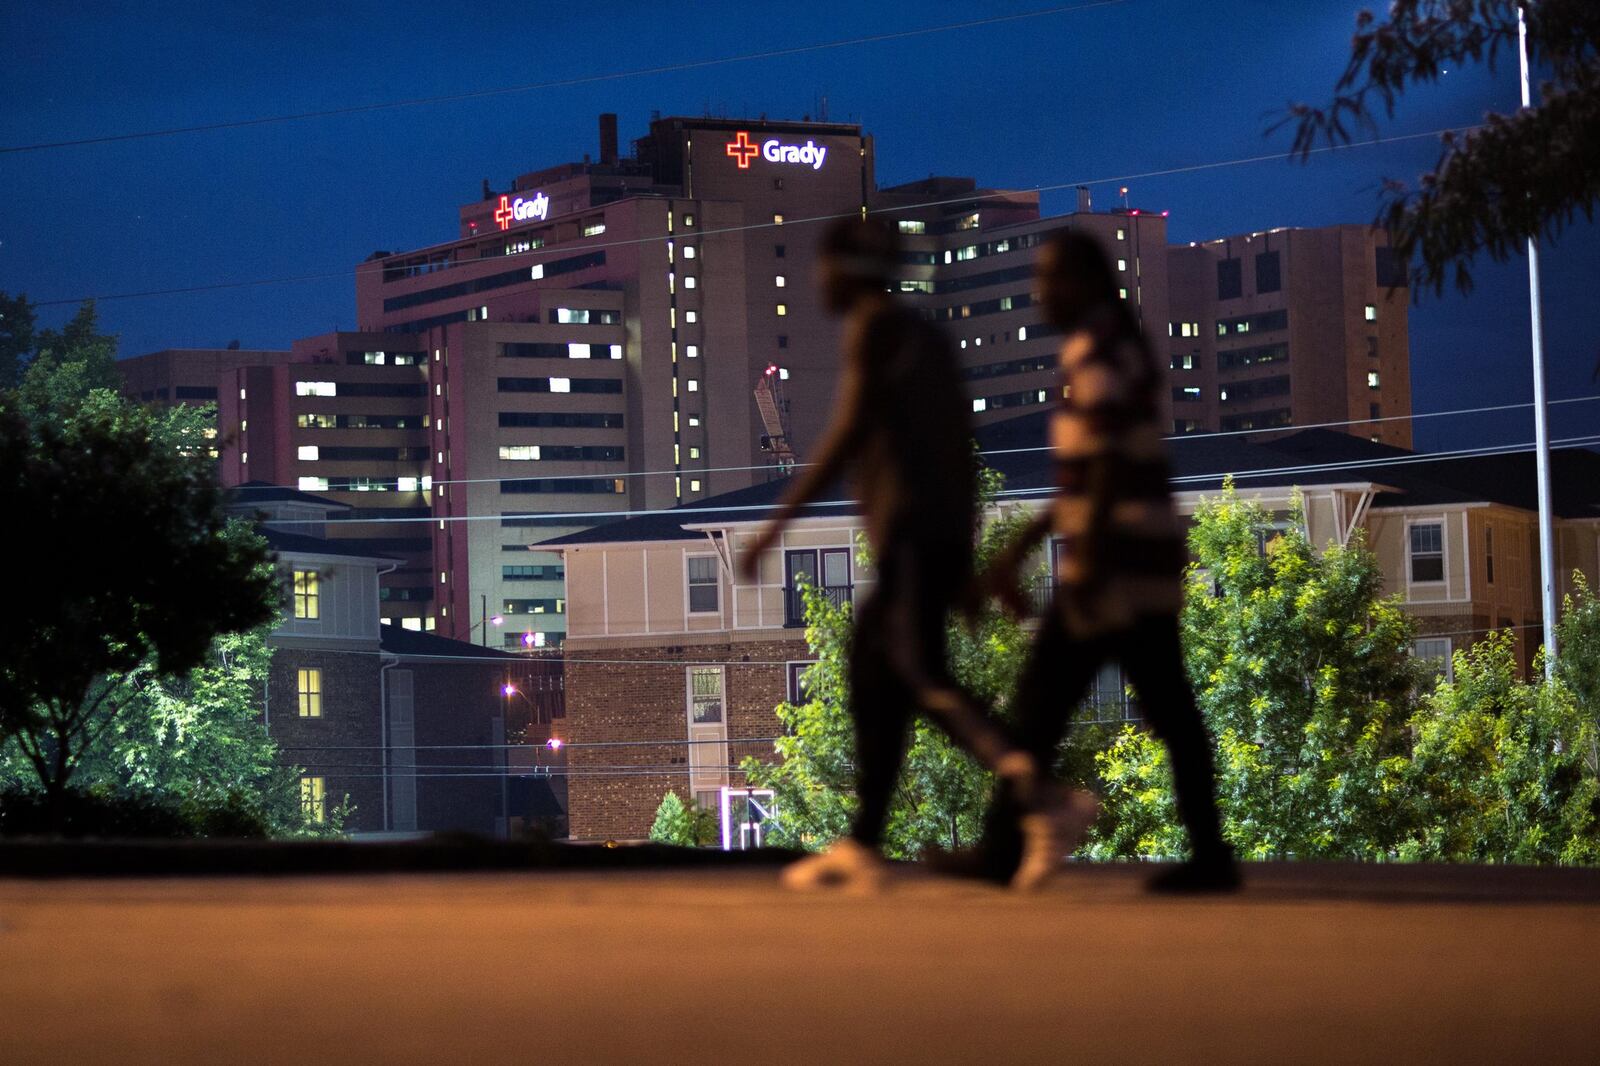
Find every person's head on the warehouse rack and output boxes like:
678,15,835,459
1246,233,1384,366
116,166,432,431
818,217,898,312
1036,231,1120,329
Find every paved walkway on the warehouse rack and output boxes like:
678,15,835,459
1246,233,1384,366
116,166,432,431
2,862,1597,1063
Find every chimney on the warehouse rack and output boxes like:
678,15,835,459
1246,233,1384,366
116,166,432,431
599,113,619,166
1076,186,1092,213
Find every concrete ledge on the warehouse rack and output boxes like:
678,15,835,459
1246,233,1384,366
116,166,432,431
0,837,804,879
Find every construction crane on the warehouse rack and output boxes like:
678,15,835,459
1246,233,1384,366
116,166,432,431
753,365,796,477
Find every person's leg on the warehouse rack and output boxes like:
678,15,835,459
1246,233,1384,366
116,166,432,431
975,610,1104,882
883,545,1031,781
781,590,907,892
1117,614,1236,890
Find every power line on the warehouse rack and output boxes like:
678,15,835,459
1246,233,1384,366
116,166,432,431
255,425,1600,528
227,393,1600,499
33,124,1473,308
0,2,1130,156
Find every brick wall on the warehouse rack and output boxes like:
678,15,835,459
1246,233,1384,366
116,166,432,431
267,649,384,831
564,637,809,841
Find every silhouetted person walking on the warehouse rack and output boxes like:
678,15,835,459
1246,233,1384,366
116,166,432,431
740,218,1093,892
982,231,1237,893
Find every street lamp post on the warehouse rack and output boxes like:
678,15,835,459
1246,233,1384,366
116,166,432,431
1519,8,1558,678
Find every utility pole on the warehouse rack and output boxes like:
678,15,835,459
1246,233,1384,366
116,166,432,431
1519,7,1558,678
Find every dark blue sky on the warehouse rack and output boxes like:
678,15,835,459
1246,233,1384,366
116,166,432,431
2,0,1594,451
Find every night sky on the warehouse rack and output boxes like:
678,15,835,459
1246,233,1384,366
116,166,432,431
3,0,1594,452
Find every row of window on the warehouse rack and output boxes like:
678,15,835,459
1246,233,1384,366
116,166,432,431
501,342,623,360
1216,342,1289,371
499,477,626,495
381,250,607,313
497,376,623,395
498,411,624,429
297,475,431,493
296,445,428,462
294,381,427,399
296,413,423,430
346,350,423,366
502,565,565,581
497,444,624,462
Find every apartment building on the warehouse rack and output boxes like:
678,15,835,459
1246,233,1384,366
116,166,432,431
543,416,1600,841
116,347,295,406
233,485,564,835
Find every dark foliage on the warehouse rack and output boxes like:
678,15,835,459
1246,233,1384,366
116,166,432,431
1283,1,1600,293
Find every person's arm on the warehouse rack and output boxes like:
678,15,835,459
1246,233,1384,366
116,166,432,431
976,508,1053,618
737,329,871,579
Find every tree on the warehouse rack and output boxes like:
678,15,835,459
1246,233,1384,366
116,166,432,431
1088,483,1421,860
648,790,717,847
0,331,277,808
0,291,36,391
743,467,1088,860
2,628,338,837
1284,1,1600,293
1401,632,1600,863
1556,573,1600,749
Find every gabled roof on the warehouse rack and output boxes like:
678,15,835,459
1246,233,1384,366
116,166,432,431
228,481,351,510
536,413,1600,548
259,527,399,562
379,624,522,660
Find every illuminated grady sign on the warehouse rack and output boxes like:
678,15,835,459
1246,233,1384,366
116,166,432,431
493,191,550,231
725,131,828,171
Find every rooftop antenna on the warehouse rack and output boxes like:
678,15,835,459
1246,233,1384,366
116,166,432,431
1119,186,1130,210
819,94,829,122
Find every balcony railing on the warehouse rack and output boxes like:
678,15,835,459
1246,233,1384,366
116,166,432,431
783,584,852,628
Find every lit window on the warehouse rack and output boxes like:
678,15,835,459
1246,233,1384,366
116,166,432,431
1365,304,1378,321
775,275,786,287
297,477,329,491
567,343,590,359
957,212,980,230
1409,523,1444,582
1116,228,1126,240
897,220,927,234
529,264,544,280
421,476,432,491
687,379,699,392
684,276,697,289
1118,259,1128,272
241,452,248,463
499,445,541,461
440,571,447,584
689,446,701,459
773,213,784,225
776,304,788,316
297,445,319,461
685,310,697,324
239,388,247,400
401,617,422,632
1367,371,1381,389
686,345,699,358
689,479,702,492
1017,326,1028,341
550,378,571,393
778,368,789,380
688,415,701,427
293,570,320,619
296,668,322,718
1119,288,1129,300
955,245,978,261
583,221,606,237
684,213,695,227
972,398,988,413
398,476,419,492
295,381,336,397
689,666,724,724
610,344,622,359
300,776,327,823
683,246,696,259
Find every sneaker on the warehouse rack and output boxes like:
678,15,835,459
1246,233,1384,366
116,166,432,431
1146,856,1240,895
1011,789,1100,892
780,838,889,895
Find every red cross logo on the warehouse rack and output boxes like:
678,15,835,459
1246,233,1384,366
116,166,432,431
494,195,513,231
725,131,760,169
